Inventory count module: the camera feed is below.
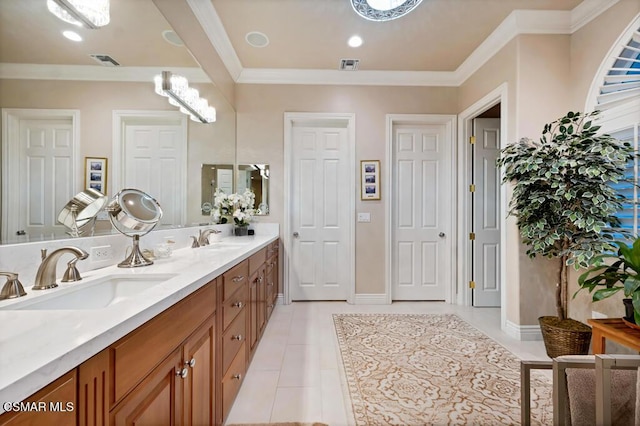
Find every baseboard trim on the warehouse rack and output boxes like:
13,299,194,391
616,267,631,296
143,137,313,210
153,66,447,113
276,294,285,305
354,294,389,305
505,320,543,341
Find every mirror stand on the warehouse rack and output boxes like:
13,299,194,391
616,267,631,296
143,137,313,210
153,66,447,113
119,235,153,268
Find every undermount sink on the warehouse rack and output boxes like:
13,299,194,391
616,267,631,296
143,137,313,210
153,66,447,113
0,273,177,311
202,241,250,250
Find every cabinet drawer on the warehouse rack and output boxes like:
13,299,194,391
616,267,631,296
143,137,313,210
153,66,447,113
222,308,247,374
222,342,247,422
248,248,266,276
223,261,248,301
111,281,216,405
222,285,248,331
266,240,279,258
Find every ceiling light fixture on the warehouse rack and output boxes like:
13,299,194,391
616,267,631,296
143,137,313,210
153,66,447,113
47,0,110,29
348,35,363,47
154,71,216,124
351,0,423,21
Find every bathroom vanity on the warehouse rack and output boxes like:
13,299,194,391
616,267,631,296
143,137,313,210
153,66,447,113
0,233,279,425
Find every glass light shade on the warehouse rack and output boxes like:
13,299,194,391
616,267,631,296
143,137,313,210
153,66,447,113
47,0,110,28
351,0,423,21
153,71,216,124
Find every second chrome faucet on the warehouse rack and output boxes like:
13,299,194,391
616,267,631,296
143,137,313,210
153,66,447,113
33,246,89,290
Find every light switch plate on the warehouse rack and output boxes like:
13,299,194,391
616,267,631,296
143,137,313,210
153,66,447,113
357,212,371,222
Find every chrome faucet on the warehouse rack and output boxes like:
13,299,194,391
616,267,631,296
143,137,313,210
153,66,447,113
33,247,89,290
192,229,221,248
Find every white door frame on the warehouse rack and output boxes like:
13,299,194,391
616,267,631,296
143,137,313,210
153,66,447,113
283,112,356,304
457,83,509,330
1,108,80,240
112,110,187,222
385,114,457,304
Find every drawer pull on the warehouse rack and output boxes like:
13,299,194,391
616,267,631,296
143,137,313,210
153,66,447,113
267,281,274,287
258,276,264,284
186,357,196,368
232,301,243,308
268,304,274,309
176,367,188,379
231,334,243,341
232,275,245,283
232,374,242,380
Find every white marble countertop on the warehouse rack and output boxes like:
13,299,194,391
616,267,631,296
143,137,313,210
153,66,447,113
0,233,278,412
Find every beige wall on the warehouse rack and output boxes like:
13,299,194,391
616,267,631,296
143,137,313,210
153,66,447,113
0,79,236,225
236,84,458,294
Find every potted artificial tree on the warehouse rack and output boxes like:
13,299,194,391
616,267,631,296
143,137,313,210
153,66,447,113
497,110,633,357
577,238,640,327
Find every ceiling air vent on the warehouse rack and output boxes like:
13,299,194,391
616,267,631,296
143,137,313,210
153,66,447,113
89,54,120,67
339,59,360,71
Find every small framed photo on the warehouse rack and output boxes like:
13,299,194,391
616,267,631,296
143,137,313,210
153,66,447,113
85,157,107,194
361,160,380,200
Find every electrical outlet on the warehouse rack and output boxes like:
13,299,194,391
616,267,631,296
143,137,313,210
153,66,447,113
91,245,113,262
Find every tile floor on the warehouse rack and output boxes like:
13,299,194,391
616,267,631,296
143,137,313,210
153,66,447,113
225,301,550,425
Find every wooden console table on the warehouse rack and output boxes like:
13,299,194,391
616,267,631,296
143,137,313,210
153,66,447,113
588,318,640,354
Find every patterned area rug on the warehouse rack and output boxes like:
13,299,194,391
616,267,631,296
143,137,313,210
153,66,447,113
333,313,552,425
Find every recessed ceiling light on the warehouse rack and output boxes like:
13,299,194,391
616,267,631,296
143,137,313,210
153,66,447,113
348,35,363,48
245,31,269,48
62,30,82,42
162,30,184,47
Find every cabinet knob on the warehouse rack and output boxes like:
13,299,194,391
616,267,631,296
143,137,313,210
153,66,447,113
231,334,243,341
176,367,188,379
232,275,244,283
232,374,242,380
232,301,243,308
186,358,196,368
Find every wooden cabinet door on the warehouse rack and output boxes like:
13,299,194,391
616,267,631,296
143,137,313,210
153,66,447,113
110,349,182,426
182,315,215,426
0,370,76,426
257,265,266,335
248,272,258,354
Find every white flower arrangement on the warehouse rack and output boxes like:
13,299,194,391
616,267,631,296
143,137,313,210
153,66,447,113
212,188,256,227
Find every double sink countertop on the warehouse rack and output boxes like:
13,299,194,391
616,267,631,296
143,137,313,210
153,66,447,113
0,233,278,412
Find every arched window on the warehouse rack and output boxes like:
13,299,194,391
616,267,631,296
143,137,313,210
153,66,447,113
588,15,640,238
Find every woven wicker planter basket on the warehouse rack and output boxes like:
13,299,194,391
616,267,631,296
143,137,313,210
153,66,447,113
539,316,592,358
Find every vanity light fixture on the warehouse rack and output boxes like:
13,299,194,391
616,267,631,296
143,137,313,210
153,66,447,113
47,0,110,29
351,0,423,21
154,71,216,124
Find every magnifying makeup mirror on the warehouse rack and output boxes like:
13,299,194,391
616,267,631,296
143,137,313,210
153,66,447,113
107,188,163,268
57,188,108,237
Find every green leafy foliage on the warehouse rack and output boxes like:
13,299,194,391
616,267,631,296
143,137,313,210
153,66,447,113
577,239,640,323
497,110,634,319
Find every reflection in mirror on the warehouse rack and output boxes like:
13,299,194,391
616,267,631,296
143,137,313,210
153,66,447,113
57,189,108,237
201,164,234,216
237,164,270,215
0,0,236,244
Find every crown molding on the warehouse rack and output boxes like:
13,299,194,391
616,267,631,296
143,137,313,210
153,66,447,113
0,64,210,83
214,2,616,87
186,0,243,81
571,0,620,32
238,68,458,86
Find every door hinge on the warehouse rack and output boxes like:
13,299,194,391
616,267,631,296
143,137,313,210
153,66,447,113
469,281,476,289
469,232,476,240
469,136,476,145
469,184,476,193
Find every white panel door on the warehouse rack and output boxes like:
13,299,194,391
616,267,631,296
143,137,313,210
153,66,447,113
124,124,185,227
290,125,350,300
472,118,501,307
392,124,452,300
217,169,234,194
18,119,74,238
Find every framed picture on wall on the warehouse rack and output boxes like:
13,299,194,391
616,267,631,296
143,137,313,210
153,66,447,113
360,160,380,200
85,157,107,194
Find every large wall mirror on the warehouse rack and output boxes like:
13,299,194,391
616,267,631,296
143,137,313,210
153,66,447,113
237,164,270,215
200,164,270,217
0,0,236,244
